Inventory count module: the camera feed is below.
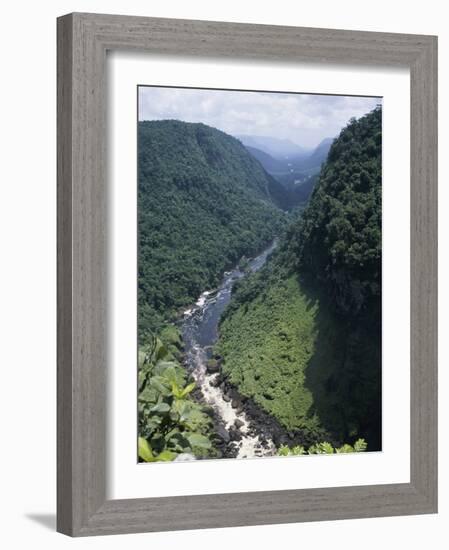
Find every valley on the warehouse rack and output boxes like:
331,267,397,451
137,106,382,462
237,134,334,207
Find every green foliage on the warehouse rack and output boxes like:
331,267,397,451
171,381,195,400
138,329,214,461
335,444,355,454
137,111,381,458
138,437,178,462
185,433,212,450
278,444,306,456
278,438,367,456
285,107,382,319
216,271,326,435
308,441,335,455
353,438,368,452
138,120,287,342
159,324,184,359
138,437,155,462
283,107,382,448
216,108,382,450
273,173,320,206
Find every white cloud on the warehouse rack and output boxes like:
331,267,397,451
138,86,380,149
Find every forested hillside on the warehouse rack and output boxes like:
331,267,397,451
138,120,287,341
216,107,382,449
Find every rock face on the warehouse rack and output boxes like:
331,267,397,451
216,425,230,444
229,428,242,442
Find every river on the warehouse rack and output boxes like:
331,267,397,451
181,241,278,459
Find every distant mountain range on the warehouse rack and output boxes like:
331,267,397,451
236,134,334,177
235,134,310,160
236,134,335,204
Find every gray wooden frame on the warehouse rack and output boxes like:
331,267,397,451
57,12,438,537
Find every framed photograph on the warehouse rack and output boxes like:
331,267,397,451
57,12,438,536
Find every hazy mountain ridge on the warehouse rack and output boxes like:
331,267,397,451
239,136,334,206
237,134,333,171
244,145,289,174
236,134,311,160
295,137,334,172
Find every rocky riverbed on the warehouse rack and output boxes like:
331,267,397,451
185,343,277,459
179,241,312,460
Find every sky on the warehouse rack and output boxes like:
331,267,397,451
138,86,381,150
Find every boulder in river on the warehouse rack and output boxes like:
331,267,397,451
234,419,244,430
216,425,230,443
206,358,220,374
223,442,239,459
229,428,242,442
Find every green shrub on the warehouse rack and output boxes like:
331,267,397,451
138,332,214,462
277,438,368,456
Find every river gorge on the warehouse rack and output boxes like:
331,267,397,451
181,242,282,459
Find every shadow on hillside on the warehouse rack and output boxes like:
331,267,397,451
298,277,382,452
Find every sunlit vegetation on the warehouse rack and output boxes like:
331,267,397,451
138,108,382,459
138,120,287,342
216,271,325,436
277,438,368,456
138,329,214,462
216,108,382,449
